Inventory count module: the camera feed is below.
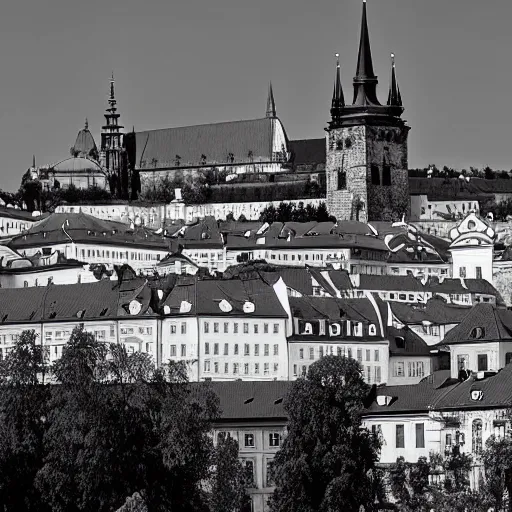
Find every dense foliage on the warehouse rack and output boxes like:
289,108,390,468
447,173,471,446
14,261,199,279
259,201,335,223
269,355,380,512
0,326,248,512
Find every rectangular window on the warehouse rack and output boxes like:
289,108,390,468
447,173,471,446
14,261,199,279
273,324,279,334
181,344,186,357
243,323,249,334
299,348,304,359
478,354,488,371
476,267,482,280
244,344,250,356
347,348,352,359
269,433,280,447
319,346,324,358
224,363,229,374
244,363,249,375
446,433,452,446
234,323,239,334
394,362,405,377
366,349,371,362
214,362,219,373
396,424,405,448
337,170,347,190
264,344,269,356
110,325,115,337
254,344,259,356
214,322,219,333
244,434,255,447
224,343,229,356
224,322,229,334
204,360,210,372
264,323,269,334
459,267,467,278
170,345,176,357
273,344,279,356
264,363,270,375
273,363,279,373
170,324,177,334
204,322,209,334
416,423,425,448
255,363,260,374
375,366,381,383
233,363,239,374
374,350,379,362
309,347,315,360
254,324,259,334
214,343,219,355
205,343,210,355
234,344,239,355
357,349,363,362
293,364,297,376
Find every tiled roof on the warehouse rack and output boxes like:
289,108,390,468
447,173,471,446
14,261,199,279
434,365,512,410
426,278,499,296
387,326,432,357
409,177,512,197
390,299,470,325
358,274,425,292
9,212,172,252
288,138,325,166
162,276,288,318
307,266,337,297
172,217,223,249
206,380,292,421
440,303,512,345
364,373,458,415
135,118,276,170
0,206,42,222
0,278,151,324
327,269,353,291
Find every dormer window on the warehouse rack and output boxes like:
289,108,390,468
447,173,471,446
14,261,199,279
470,327,485,340
369,324,377,336
395,336,405,349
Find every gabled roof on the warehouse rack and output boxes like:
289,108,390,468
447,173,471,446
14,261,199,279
162,276,288,318
0,278,151,324
135,118,278,170
390,299,470,325
387,326,432,357
440,303,512,345
206,380,292,421
426,278,500,297
9,212,172,252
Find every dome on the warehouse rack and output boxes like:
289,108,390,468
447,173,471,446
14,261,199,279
72,119,98,159
52,157,104,174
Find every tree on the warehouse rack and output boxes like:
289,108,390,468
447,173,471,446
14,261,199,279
208,434,251,512
0,330,50,511
269,355,380,512
482,434,512,511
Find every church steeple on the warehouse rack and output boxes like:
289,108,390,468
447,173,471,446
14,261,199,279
266,82,276,118
352,0,380,106
330,53,345,127
387,53,403,107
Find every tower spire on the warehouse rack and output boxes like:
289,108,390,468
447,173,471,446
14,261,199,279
352,0,380,106
266,82,276,118
387,53,403,107
32,154,36,168
330,53,345,127
85,117,89,130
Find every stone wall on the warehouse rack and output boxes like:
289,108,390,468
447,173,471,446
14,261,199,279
326,126,368,222
56,198,325,228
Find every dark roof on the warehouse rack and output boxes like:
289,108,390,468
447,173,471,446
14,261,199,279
73,127,97,157
135,118,277,170
207,380,292,421
409,177,512,198
0,278,151,324
162,276,288,318
288,138,325,166
390,299,470,325
327,269,353,291
387,326,432,357
364,372,458,415
9,212,172,252
307,266,337,297
0,206,41,222
426,278,501,297
440,303,512,345
358,274,424,292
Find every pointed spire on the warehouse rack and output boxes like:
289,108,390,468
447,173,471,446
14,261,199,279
332,53,345,108
85,118,89,130
32,154,36,169
352,0,380,106
387,53,403,107
110,72,115,102
266,82,276,118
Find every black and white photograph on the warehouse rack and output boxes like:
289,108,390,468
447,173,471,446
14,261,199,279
0,0,511,510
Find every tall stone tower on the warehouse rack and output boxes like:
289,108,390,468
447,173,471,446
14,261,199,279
100,73,124,186
326,0,410,223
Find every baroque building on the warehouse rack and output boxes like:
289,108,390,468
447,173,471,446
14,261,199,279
326,0,410,223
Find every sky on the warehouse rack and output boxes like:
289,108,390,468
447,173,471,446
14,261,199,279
0,0,511,191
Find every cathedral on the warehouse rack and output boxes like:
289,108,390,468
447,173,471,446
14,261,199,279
28,0,409,223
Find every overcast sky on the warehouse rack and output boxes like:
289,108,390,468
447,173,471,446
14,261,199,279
0,0,510,191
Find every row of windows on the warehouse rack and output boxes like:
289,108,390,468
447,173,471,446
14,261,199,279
204,322,280,335
269,252,343,262
205,342,280,357
170,344,187,357
392,423,425,449
218,431,281,449
393,361,425,378
294,364,382,384
80,249,163,261
299,346,380,362
390,267,449,276
204,360,279,375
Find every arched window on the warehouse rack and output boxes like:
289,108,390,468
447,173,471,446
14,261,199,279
470,327,485,340
472,419,483,454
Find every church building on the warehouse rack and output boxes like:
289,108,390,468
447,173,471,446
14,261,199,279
326,0,410,223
